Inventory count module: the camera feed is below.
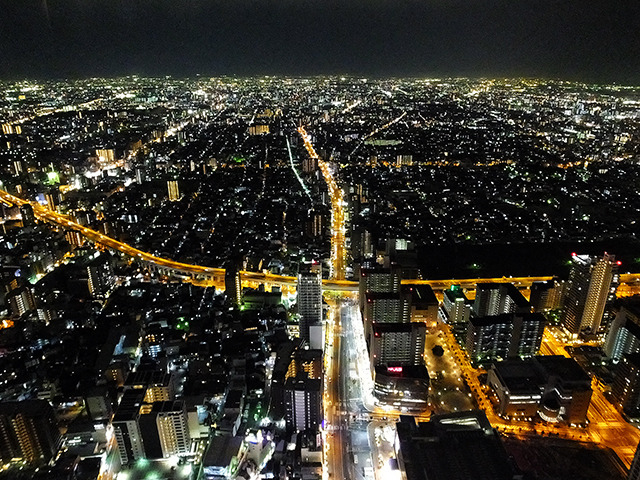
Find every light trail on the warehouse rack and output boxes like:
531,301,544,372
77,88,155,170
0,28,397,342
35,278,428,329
286,137,313,201
348,111,408,158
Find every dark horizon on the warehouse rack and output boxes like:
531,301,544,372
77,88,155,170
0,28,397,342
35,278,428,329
1,0,639,84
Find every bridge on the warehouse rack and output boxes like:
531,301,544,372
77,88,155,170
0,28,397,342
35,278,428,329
2,189,639,293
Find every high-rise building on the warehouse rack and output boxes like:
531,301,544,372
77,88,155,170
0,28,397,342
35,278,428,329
0,400,60,466
87,256,113,298
284,349,323,434
167,180,180,201
225,264,241,307
369,322,426,367
562,253,619,337
612,353,640,417
363,293,406,325
140,401,191,459
466,312,546,364
6,285,36,317
297,265,322,343
20,203,36,227
359,265,401,309
473,283,530,317
442,285,471,324
112,391,146,465
529,278,564,312
604,301,640,362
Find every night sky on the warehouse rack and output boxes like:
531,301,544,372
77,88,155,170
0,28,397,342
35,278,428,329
1,0,639,82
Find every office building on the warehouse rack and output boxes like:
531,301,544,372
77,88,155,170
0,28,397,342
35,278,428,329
394,412,520,480
562,253,618,337
369,322,426,367
473,283,530,317
167,180,180,201
0,400,60,466
604,301,640,362
487,356,592,424
612,353,640,418
297,265,322,343
466,312,546,364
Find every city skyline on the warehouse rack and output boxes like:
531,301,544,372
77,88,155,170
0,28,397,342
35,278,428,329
0,0,639,83
2,75,640,479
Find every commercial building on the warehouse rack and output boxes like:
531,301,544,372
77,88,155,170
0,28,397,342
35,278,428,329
487,356,592,424
562,253,618,337
394,411,520,480
373,365,430,412
0,400,60,466
465,312,546,364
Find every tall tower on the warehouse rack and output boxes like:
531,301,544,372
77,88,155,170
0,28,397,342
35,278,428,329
167,180,180,201
562,253,618,337
297,264,322,343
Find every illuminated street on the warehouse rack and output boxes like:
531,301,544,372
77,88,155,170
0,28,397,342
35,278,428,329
298,126,347,281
